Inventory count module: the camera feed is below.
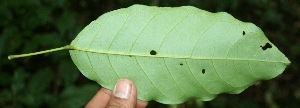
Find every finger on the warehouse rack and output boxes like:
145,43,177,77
136,100,148,108
85,88,112,108
106,79,136,108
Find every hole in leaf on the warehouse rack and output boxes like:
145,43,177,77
150,50,157,55
260,43,272,50
180,63,183,66
202,69,205,74
242,31,245,35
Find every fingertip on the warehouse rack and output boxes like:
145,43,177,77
107,78,137,108
113,79,134,99
137,100,148,108
85,88,112,108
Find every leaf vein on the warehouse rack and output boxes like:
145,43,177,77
184,59,215,95
162,58,190,97
69,48,287,64
128,9,161,52
157,13,190,51
189,19,234,56
247,62,258,79
211,59,237,89
107,55,121,78
134,57,172,99
86,15,117,50
212,45,237,89
85,52,106,83
73,14,114,46
107,10,136,50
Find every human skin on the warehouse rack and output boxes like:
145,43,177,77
85,79,148,108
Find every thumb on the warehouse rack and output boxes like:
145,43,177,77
106,79,137,108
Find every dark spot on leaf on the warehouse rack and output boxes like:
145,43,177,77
129,55,132,57
150,50,157,55
202,69,205,74
180,63,183,66
242,31,245,35
260,43,272,50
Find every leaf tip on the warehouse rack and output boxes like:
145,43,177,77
284,59,291,66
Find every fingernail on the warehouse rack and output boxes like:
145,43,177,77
113,79,131,99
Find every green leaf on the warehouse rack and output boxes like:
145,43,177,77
28,68,53,93
55,84,99,108
59,60,79,86
69,5,290,104
11,68,28,95
8,5,290,104
55,10,76,34
0,71,12,86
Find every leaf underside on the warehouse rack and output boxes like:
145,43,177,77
69,5,290,104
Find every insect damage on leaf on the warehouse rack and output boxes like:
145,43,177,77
202,69,206,74
8,4,290,104
150,50,157,55
260,43,272,50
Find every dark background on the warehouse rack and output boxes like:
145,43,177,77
0,0,299,107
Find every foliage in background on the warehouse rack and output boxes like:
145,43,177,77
0,0,299,107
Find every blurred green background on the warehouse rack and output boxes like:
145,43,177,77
0,0,299,107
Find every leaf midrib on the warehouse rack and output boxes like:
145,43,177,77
71,46,289,64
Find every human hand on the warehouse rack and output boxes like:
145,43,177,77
85,79,148,108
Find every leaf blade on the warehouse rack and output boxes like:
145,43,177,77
69,4,290,104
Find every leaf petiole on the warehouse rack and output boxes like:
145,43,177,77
8,45,74,60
